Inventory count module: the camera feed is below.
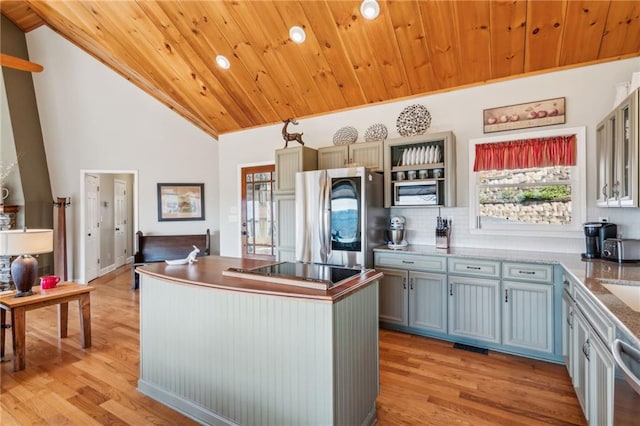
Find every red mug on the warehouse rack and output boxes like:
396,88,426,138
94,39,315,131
40,275,61,290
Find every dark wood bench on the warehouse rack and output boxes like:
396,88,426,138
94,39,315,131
131,229,210,289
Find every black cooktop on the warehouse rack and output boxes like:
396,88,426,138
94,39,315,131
227,262,362,287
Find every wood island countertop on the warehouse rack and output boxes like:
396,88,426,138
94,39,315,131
136,255,383,303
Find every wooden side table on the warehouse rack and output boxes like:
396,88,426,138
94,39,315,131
0,283,95,371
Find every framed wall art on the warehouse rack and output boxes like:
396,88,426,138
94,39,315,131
483,97,565,133
157,183,204,221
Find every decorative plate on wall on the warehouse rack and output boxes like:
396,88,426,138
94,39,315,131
333,126,358,145
364,123,388,142
396,104,431,137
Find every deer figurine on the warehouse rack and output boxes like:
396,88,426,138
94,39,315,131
281,118,304,148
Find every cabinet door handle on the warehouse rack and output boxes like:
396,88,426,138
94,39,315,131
563,279,570,286
584,339,590,361
343,159,347,165
401,260,414,264
410,278,414,291
504,289,509,303
402,277,407,290
567,311,573,328
602,183,608,198
449,283,453,296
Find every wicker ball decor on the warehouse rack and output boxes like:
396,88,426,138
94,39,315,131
333,126,358,145
364,123,388,142
396,104,431,137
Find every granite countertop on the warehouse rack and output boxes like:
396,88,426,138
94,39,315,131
374,244,640,345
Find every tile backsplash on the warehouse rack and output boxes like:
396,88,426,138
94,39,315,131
389,206,640,254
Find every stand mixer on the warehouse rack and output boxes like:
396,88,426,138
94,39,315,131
387,216,408,249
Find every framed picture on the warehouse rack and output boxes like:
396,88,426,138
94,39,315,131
157,183,204,221
483,97,565,133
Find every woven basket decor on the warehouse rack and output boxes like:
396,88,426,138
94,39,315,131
333,126,358,145
364,123,388,142
396,104,431,137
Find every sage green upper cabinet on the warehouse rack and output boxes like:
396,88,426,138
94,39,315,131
317,140,383,171
383,132,456,208
274,146,317,194
596,87,639,207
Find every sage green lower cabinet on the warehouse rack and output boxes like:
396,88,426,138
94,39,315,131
447,276,501,344
378,268,408,326
571,285,615,426
502,280,554,354
409,272,448,333
378,268,448,334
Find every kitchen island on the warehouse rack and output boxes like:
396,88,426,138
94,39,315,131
136,256,382,426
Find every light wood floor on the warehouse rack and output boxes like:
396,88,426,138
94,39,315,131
1,265,586,425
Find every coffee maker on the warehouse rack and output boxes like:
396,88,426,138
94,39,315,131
582,222,617,259
386,216,408,249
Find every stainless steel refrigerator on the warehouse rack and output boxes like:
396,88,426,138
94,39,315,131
295,167,385,268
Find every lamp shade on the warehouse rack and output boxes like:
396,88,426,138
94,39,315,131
0,229,53,256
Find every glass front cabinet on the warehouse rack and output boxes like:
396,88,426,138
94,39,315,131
596,88,639,207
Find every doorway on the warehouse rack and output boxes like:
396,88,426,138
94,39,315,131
81,170,137,284
240,165,275,260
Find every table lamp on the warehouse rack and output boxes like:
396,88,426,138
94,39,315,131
0,229,53,297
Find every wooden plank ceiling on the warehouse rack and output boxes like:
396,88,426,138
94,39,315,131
2,1,639,140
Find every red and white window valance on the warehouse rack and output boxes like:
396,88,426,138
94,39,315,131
473,135,577,172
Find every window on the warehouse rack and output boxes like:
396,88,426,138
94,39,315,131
469,127,586,236
241,165,276,260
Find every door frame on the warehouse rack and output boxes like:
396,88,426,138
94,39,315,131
80,169,138,284
113,178,127,269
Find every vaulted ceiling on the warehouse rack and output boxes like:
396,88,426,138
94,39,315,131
2,1,639,140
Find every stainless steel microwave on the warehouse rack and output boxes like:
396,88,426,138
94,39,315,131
393,179,439,206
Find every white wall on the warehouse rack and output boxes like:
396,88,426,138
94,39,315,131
26,27,220,281
219,57,640,257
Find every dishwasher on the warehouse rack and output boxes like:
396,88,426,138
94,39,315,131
612,331,640,425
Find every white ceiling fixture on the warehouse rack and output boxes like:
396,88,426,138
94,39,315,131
289,26,306,44
360,0,380,20
216,55,230,69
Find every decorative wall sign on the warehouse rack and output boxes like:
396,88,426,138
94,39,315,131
396,104,431,137
157,183,204,221
483,97,565,133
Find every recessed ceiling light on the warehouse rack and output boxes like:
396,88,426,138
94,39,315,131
289,26,306,44
216,55,230,69
360,0,380,20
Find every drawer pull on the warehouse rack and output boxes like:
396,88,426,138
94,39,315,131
518,270,535,275
563,280,570,286
401,260,415,264
465,266,481,270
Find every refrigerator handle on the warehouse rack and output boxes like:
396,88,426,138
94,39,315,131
323,175,332,262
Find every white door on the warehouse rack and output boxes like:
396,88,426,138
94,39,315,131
85,174,100,282
114,179,127,268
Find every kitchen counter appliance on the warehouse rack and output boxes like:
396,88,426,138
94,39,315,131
386,215,408,249
602,238,640,263
582,222,617,259
295,167,385,268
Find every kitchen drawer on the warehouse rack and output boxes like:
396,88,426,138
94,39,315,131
374,252,446,273
502,262,554,284
574,284,614,345
448,257,500,279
